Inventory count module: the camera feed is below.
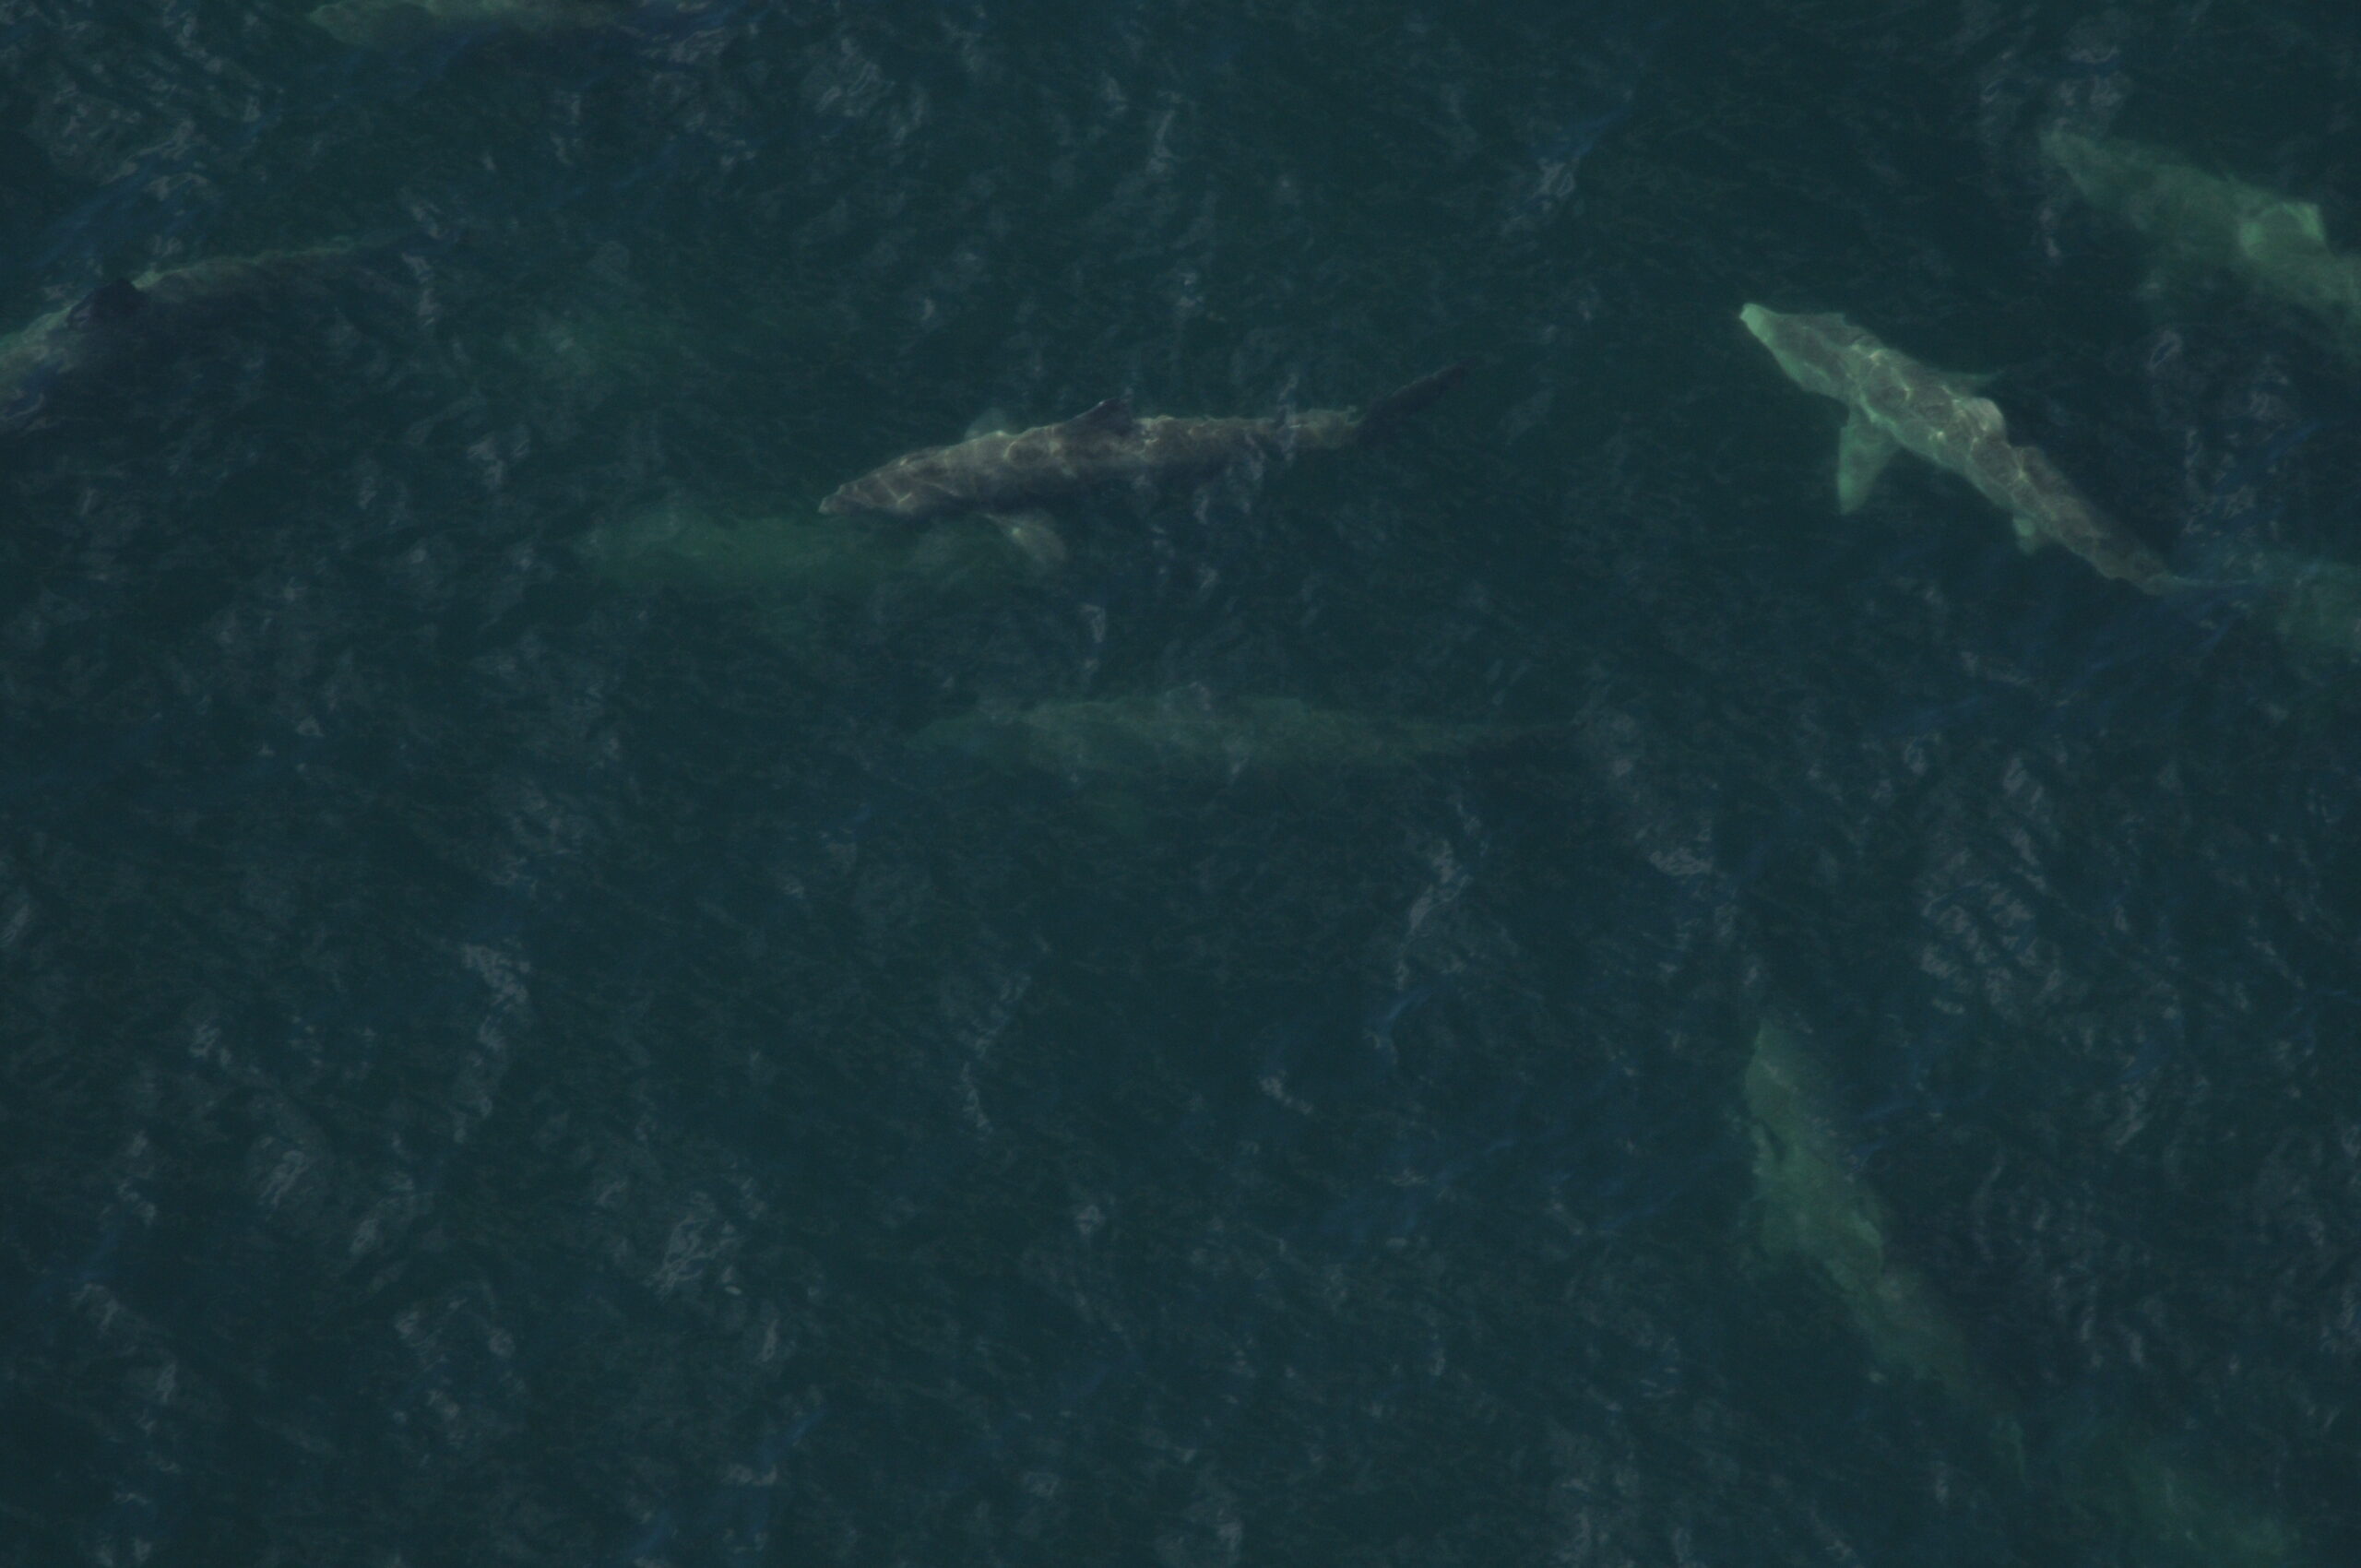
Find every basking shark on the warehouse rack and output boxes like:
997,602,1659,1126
579,498,1053,603
2,242,372,432
309,0,627,48
1745,1021,1998,1417
2192,545,2361,667
2042,130,2361,356
1746,1022,2303,1568
1739,304,2176,594
819,365,1469,558
911,688,1544,784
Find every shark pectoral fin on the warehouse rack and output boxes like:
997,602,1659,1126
1835,414,1901,513
987,510,1067,571
2011,514,2046,552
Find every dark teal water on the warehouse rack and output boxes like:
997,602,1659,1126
6,2,2361,1563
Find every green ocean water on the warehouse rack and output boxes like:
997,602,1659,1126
5,2,2361,1563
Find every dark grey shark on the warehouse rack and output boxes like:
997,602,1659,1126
1740,304,2176,594
2,242,372,432
819,365,1470,529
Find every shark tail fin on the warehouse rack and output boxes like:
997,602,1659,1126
1356,362,1471,445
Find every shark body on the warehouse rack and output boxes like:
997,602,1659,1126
309,0,627,48
1745,1021,2302,1568
2196,546,2361,665
2042,130,2361,355
819,365,1469,529
1745,1022,1996,1415
579,499,1051,602
912,689,1537,784
2,243,368,431
1739,304,2174,594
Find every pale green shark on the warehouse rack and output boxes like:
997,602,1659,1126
1745,1021,1995,1418
910,690,1549,784
1746,1021,2301,1567
2042,130,2361,356
1739,304,2177,594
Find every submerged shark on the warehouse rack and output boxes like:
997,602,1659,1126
911,688,1544,784
1,242,374,431
1745,1021,2000,1417
309,0,627,48
2194,545,2361,667
2042,130,2361,356
1746,1021,2302,1568
1739,304,2175,594
579,498,1054,603
819,365,1469,559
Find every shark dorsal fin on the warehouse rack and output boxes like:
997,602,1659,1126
68,278,146,328
1068,397,1135,434
1836,412,1902,514
1959,396,2007,438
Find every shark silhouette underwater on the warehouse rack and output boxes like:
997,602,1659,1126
2042,129,2361,361
908,689,1569,798
1,241,388,434
577,494,1058,627
818,364,1471,564
1744,1020,2306,1568
308,0,631,48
